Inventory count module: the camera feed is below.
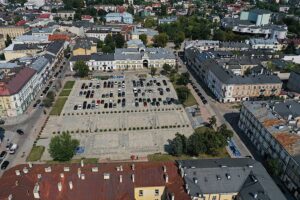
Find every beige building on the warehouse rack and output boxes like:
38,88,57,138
72,38,97,56
0,34,5,50
56,10,76,20
0,26,28,40
4,43,43,61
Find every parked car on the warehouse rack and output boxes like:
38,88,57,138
74,105,78,110
16,129,24,135
9,143,18,154
1,161,9,170
0,151,7,159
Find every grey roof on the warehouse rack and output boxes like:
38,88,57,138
73,38,93,50
43,53,55,63
91,53,114,61
70,55,91,62
177,158,286,200
270,100,300,120
31,56,49,73
220,41,250,49
114,47,175,60
12,44,41,51
46,41,65,55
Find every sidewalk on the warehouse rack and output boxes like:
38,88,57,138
2,109,37,126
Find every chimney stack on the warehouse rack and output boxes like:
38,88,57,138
81,174,85,180
60,173,64,178
33,183,40,199
69,181,73,190
132,174,135,183
164,174,169,183
15,170,20,176
119,175,123,183
23,167,28,174
77,168,81,178
28,162,32,168
8,194,13,200
163,165,167,173
120,165,123,171
81,159,84,167
57,182,62,192
131,164,135,171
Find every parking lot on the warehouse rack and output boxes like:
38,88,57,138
40,73,193,159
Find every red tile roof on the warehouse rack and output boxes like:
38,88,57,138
48,34,70,41
38,13,51,19
81,15,93,20
0,162,190,200
15,20,27,26
0,67,36,96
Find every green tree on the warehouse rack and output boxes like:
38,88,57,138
127,5,134,15
113,33,125,48
153,33,169,47
284,42,297,54
266,158,282,176
244,67,252,76
150,67,157,76
217,124,233,139
139,34,148,45
187,130,206,156
208,116,217,128
144,17,156,28
174,31,185,48
160,4,167,16
213,29,226,41
5,35,12,47
169,133,187,156
49,132,79,161
176,72,190,85
97,40,104,49
73,60,89,77
176,87,190,104
162,63,172,74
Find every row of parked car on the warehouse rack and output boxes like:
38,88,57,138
132,79,168,88
191,83,207,104
81,82,100,90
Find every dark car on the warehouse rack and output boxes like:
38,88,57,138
202,99,208,104
0,151,7,159
74,105,78,110
16,129,24,135
104,103,108,108
166,88,170,92
33,103,38,108
83,101,87,109
1,160,9,170
87,104,91,109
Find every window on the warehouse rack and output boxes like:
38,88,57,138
139,190,143,196
155,189,159,196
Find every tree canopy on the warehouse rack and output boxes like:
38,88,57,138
153,33,169,47
139,34,148,45
49,132,79,161
74,60,89,77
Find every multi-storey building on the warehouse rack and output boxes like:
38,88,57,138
105,12,133,24
56,10,76,20
0,66,38,117
185,47,282,102
178,158,286,200
238,100,300,199
4,43,44,61
70,53,114,71
0,26,28,40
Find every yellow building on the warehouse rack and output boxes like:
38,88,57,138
0,26,28,40
0,34,5,50
72,38,97,56
4,43,42,61
134,186,165,200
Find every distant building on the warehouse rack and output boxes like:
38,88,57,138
240,9,271,26
158,16,177,24
287,71,300,93
70,53,114,71
0,26,28,40
185,47,282,102
72,38,97,56
248,38,282,51
238,100,300,199
105,12,133,24
130,27,158,45
13,35,50,44
56,10,76,20
32,27,56,37
4,43,44,61
81,15,94,23
178,158,287,200
0,66,38,117
85,29,110,41
0,34,5,50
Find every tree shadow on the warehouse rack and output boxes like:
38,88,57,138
0,127,5,141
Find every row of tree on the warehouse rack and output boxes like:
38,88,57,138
169,123,233,156
98,33,125,53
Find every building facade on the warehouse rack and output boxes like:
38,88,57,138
0,26,28,40
238,101,300,199
105,12,133,24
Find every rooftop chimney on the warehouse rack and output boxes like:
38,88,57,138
193,177,198,184
119,175,123,183
164,174,169,183
37,174,42,179
120,165,123,171
163,165,167,173
81,159,84,167
28,162,32,168
45,167,51,173
33,183,40,199
104,173,110,180
253,192,258,199
81,174,85,180
131,164,135,171
92,167,98,172
57,182,62,192
64,167,70,172
132,174,135,183
15,170,20,176
77,168,81,178
23,167,28,174
60,173,64,178
69,181,73,190
170,193,175,200
8,194,13,200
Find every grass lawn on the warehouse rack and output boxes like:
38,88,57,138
183,91,197,107
148,148,229,162
26,146,45,162
59,90,71,97
46,158,98,164
50,97,67,115
63,81,75,90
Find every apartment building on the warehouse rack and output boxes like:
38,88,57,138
70,53,114,71
0,26,28,40
238,100,300,199
4,43,44,61
72,38,97,56
56,10,75,20
178,158,286,200
248,38,283,51
105,12,133,24
185,47,282,102
287,71,300,93
0,162,190,200
0,66,38,117
85,29,110,41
